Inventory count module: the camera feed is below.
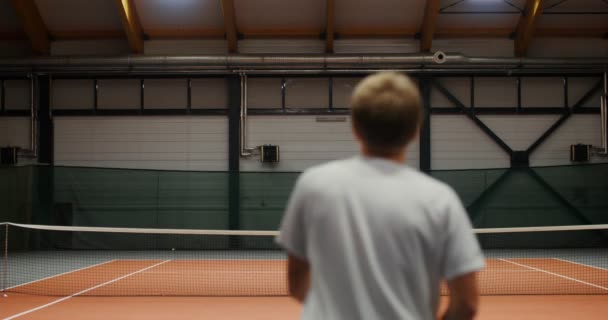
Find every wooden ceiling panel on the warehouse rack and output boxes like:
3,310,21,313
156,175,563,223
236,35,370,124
336,0,424,31
34,0,122,32
542,0,608,12
114,0,144,53
234,0,325,32
133,0,224,36
437,14,520,30
538,15,608,29
515,0,545,57
438,0,526,12
10,0,49,53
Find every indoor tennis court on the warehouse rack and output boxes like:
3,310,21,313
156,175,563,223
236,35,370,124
1,0,608,319
0,223,607,319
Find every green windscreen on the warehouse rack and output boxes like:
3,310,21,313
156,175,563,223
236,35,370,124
1,164,607,230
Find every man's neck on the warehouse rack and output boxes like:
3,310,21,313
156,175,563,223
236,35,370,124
361,148,406,164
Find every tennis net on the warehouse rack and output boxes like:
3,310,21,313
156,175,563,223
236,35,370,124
1,223,607,297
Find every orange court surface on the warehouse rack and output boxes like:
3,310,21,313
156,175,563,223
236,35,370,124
1,257,607,319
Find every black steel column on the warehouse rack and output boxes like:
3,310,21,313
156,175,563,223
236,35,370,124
227,75,241,231
35,75,55,234
37,76,52,165
419,77,431,172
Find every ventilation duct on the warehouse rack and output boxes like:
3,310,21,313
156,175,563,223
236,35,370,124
0,53,607,74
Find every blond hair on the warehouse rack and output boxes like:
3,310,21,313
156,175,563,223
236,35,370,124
351,72,422,156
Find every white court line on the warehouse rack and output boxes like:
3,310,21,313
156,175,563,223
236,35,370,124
498,258,608,291
2,260,171,320
552,258,608,271
3,260,116,291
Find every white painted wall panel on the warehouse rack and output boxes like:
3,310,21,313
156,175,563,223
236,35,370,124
52,79,94,110
431,115,510,170
241,116,419,171
475,77,518,108
332,77,361,108
521,77,564,108
478,115,561,151
4,80,30,110
50,40,130,56
528,39,608,58
431,77,471,108
285,78,329,109
97,79,141,110
0,118,30,149
530,115,608,166
247,78,282,109
191,78,227,109
144,79,188,109
568,77,602,108
54,117,228,171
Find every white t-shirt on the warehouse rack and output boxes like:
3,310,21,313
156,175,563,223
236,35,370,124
277,156,484,320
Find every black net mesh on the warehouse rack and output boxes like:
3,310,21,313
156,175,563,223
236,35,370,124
2,223,607,297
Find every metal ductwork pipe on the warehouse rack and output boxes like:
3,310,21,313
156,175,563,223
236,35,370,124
1,53,608,74
239,73,257,157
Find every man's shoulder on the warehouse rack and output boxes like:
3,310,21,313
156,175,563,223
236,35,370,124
300,158,355,179
292,159,354,192
408,170,459,200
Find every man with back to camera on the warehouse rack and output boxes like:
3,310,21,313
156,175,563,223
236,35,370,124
276,72,484,320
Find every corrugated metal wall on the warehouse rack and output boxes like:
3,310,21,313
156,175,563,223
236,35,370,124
0,79,31,150
1,71,605,171
0,117,30,149
54,117,228,171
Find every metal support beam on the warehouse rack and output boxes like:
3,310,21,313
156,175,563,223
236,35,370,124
420,0,441,52
514,0,545,57
527,79,603,154
37,76,52,164
221,0,239,53
9,0,50,54
93,79,98,113
114,0,144,54
467,169,512,226
187,78,192,114
419,77,431,171
527,168,601,226
139,79,144,113
1,80,4,112
227,75,241,231
431,78,514,156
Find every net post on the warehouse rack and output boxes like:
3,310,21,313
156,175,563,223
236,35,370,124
2,223,8,297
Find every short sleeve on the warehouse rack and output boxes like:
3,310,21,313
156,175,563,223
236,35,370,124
441,189,485,280
276,173,311,259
